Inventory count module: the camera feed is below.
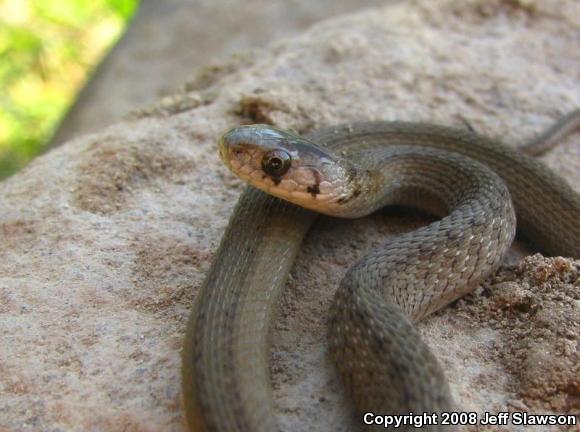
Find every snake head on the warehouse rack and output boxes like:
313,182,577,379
218,125,355,214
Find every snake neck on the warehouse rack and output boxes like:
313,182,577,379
337,146,478,219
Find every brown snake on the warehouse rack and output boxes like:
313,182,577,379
182,112,580,431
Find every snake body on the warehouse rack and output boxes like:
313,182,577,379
182,115,580,431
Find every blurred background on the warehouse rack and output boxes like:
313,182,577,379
0,0,138,179
0,0,393,180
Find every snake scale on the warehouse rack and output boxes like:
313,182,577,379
182,112,580,431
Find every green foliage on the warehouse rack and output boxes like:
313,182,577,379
0,0,139,179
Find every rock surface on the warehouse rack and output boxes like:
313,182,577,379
49,0,395,147
1,0,579,431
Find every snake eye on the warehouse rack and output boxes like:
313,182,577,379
261,150,292,177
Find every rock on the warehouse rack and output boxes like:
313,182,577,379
0,0,578,430
49,0,393,147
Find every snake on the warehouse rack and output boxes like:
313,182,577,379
182,112,580,431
